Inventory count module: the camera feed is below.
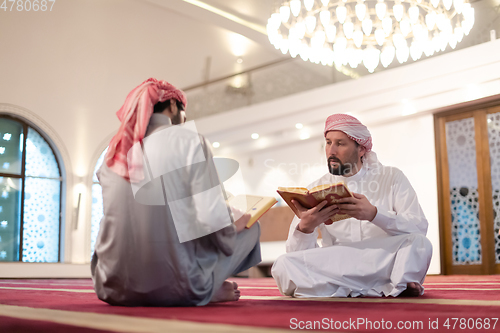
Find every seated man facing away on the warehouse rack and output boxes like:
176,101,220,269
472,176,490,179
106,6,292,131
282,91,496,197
272,114,432,298
92,78,260,306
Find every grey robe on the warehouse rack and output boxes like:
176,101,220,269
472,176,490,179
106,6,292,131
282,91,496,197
91,114,261,306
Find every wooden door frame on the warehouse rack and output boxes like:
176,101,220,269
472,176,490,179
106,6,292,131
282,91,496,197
434,94,500,275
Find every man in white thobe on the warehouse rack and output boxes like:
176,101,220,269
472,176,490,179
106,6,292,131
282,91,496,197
92,78,260,306
272,114,432,297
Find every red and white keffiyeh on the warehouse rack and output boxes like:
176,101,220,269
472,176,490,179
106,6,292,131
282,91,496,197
105,78,187,182
324,113,381,169
324,113,372,151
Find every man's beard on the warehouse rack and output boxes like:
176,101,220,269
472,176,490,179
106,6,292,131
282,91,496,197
328,156,358,176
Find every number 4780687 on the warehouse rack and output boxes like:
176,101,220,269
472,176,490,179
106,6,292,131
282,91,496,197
1,0,56,11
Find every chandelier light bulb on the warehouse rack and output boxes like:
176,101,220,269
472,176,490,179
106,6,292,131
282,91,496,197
431,0,440,8
432,34,441,52
381,44,395,67
271,13,282,31
299,41,310,61
362,18,373,36
409,6,419,24
423,39,435,56
354,48,363,67
304,0,314,11
410,41,423,61
363,46,380,73
336,5,347,24
321,0,330,6
376,1,387,20
305,15,317,33
343,20,354,39
412,23,424,41
462,3,472,19
440,32,449,51
353,29,364,47
355,2,367,21
289,39,300,57
325,24,337,42
426,11,437,30
455,26,464,42
392,31,406,49
296,21,306,39
443,0,453,10
465,7,475,28
289,27,298,41
454,0,464,13
280,37,290,54
400,18,411,37
436,13,446,31
280,5,291,23
346,47,358,68
375,27,386,45
320,47,330,66
290,0,301,17
396,45,409,63
333,49,346,67
393,3,404,22
334,35,347,52
382,16,393,36
273,34,283,49
320,10,331,27
449,33,458,49
311,29,326,48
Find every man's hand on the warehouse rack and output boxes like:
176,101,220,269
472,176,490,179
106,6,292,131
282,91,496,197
336,193,377,221
234,213,252,233
293,200,339,234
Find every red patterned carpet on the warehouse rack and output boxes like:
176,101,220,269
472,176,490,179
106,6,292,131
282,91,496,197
0,275,499,332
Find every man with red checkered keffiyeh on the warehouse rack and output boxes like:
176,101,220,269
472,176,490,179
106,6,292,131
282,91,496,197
272,114,433,298
92,79,261,307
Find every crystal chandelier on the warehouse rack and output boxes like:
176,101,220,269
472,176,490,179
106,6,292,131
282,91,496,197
267,0,475,72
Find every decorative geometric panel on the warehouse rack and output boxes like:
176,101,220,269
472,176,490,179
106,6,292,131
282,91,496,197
445,118,478,188
486,112,500,263
445,117,482,265
90,183,103,256
0,177,22,261
450,187,482,265
22,178,60,262
0,118,23,175
25,127,60,178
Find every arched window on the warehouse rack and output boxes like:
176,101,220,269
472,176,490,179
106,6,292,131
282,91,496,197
90,148,107,256
0,115,63,262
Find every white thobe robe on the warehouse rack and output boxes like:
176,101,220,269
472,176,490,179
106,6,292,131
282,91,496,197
272,164,432,297
91,114,261,306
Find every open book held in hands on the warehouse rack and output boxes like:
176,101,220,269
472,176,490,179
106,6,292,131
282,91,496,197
277,182,353,223
228,194,277,228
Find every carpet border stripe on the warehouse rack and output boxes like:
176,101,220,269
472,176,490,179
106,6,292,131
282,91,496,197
0,304,291,333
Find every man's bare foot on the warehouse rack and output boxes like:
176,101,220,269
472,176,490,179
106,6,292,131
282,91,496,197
398,282,423,297
210,281,240,303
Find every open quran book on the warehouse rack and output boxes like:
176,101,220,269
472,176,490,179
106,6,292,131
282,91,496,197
277,182,353,223
228,194,277,228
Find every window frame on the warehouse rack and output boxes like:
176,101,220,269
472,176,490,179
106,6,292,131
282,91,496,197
0,114,64,262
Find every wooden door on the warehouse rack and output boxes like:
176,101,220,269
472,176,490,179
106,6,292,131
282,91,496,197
435,105,500,275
